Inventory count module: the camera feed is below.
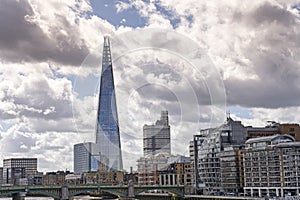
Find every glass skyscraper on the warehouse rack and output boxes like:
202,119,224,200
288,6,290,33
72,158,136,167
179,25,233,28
74,36,123,173
95,36,123,171
74,142,97,174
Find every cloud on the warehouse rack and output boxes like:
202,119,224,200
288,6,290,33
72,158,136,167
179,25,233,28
0,0,91,66
0,63,73,121
125,0,300,109
0,0,300,172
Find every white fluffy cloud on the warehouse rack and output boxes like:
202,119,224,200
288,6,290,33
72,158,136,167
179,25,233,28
0,0,299,172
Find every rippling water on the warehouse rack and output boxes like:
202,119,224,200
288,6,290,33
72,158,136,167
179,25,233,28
0,198,53,200
0,196,106,200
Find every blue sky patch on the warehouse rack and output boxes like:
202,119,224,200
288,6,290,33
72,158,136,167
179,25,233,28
228,105,253,119
89,0,148,28
154,3,181,28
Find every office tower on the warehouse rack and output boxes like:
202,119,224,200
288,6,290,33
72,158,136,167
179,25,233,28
74,142,100,174
73,36,123,173
95,36,123,171
3,158,37,185
143,111,171,156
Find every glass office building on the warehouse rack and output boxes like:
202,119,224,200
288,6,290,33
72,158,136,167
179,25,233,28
95,36,123,171
74,142,94,174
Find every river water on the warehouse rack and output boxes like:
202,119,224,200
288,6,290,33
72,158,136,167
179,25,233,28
0,196,105,199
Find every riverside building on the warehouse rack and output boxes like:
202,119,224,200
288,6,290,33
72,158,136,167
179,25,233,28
190,117,247,195
243,134,300,197
3,158,37,185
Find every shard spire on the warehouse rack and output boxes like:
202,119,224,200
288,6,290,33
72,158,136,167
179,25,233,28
95,36,123,171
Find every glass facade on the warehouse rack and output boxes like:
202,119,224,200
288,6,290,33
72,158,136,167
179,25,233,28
96,36,123,171
74,142,93,174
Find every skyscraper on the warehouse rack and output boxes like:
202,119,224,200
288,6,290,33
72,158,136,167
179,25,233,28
143,111,171,156
95,36,123,171
74,143,101,174
74,36,123,173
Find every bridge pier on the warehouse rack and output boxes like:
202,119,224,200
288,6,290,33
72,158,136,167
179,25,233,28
61,185,69,200
128,180,135,198
12,192,26,200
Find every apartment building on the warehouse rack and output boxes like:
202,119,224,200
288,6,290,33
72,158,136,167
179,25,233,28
247,122,300,141
243,134,300,197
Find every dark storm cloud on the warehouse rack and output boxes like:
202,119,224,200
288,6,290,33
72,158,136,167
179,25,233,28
226,2,300,108
0,0,89,66
226,50,300,108
249,3,297,26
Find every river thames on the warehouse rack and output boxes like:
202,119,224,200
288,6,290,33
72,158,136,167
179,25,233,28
0,196,105,200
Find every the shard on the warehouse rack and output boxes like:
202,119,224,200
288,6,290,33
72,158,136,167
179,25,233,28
95,36,123,171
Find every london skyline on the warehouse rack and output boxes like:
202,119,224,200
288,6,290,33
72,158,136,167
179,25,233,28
0,0,299,172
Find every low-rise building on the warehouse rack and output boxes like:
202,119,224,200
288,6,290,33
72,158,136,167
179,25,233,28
42,171,70,185
65,174,82,185
123,167,138,185
27,171,43,185
137,154,190,186
83,171,123,185
158,161,193,194
137,153,170,185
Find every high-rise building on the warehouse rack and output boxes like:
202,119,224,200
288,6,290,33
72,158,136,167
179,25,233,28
191,117,247,195
0,167,3,185
143,111,171,156
95,36,123,171
3,158,37,185
74,36,123,172
218,145,244,194
189,135,205,193
74,142,101,174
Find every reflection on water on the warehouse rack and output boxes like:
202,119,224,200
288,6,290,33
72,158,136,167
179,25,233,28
72,196,105,199
0,196,107,200
0,198,53,200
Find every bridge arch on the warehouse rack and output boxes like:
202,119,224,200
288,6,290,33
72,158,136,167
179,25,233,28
134,187,184,197
68,188,125,198
27,190,60,200
0,191,23,198
101,189,126,198
69,188,98,198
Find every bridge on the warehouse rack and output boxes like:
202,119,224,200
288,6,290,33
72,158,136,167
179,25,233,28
0,184,185,200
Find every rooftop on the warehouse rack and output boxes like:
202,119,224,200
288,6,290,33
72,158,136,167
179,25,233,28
245,134,295,144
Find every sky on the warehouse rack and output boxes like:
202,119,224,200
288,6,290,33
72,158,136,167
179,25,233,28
0,0,300,172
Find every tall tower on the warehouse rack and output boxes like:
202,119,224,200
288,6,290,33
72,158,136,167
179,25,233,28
143,111,171,156
96,36,123,171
